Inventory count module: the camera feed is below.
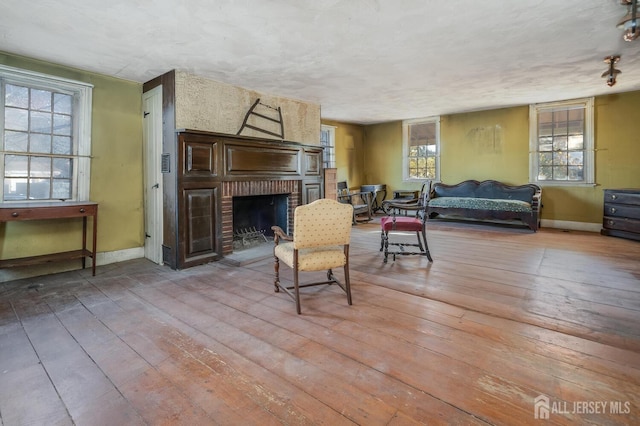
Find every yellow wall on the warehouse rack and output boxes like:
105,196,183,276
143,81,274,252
0,52,143,277
322,119,366,189
363,91,640,225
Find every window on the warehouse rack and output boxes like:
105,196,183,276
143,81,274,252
403,117,440,181
1,65,93,202
320,124,336,168
529,98,594,185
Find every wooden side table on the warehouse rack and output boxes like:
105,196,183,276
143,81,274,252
0,202,98,275
361,184,387,213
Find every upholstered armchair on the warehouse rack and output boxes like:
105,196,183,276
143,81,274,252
271,198,354,314
336,181,372,224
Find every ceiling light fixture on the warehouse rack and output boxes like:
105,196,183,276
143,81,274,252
618,0,639,41
602,55,621,87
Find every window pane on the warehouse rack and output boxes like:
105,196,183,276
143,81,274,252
553,110,568,135
538,111,553,138
52,179,71,199
31,89,52,112
4,155,28,177
568,135,583,150
553,136,568,151
568,151,583,166
553,166,568,180
53,113,71,136
53,135,72,155
30,111,52,133
29,178,50,199
568,166,583,181
538,152,553,166
5,84,29,108
568,118,583,135
30,133,52,153
31,156,51,178
53,158,71,178
5,107,29,131
53,93,72,114
4,131,28,151
4,178,27,200
538,166,553,180
538,137,553,151
553,151,568,166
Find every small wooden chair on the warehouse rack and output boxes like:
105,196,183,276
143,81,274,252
380,185,433,263
272,198,354,314
336,181,372,224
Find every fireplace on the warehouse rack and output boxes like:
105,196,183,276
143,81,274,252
165,130,322,269
221,180,300,255
232,193,289,250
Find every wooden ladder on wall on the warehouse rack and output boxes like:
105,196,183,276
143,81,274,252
237,98,284,139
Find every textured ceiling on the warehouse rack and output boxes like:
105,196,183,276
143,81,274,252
1,0,639,124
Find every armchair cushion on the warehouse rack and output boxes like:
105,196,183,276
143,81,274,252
274,243,346,271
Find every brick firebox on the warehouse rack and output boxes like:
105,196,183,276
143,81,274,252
221,180,300,255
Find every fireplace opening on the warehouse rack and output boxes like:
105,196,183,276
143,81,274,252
232,193,289,251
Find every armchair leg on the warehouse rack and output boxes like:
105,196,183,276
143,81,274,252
273,255,280,292
294,269,301,314
344,247,352,305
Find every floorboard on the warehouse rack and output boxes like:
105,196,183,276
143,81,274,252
1,217,639,425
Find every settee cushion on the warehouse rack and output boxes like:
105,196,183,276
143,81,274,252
427,197,532,213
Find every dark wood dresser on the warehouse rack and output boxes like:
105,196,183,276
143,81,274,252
601,189,640,242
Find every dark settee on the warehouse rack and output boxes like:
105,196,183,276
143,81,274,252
426,180,542,231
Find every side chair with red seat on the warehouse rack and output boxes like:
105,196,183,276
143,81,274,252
380,182,433,263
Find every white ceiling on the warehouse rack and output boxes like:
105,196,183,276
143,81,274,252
1,0,639,124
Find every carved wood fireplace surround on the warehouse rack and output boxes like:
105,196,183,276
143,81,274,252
162,129,324,270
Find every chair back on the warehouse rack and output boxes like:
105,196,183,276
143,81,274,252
293,199,354,249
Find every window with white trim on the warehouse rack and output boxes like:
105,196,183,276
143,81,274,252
320,124,336,168
403,117,440,181
1,65,93,202
529,98,594,185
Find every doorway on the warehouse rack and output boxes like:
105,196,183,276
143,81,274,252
142,86,163,264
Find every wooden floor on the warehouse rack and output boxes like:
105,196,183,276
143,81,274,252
1,217,639,425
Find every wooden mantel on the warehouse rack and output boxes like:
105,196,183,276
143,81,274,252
163,129,324,269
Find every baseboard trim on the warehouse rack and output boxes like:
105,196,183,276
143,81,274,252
97,247,145,266
0,247,146,283
540,219,601,233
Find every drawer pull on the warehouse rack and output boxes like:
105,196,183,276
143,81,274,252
608,220,615,226
79,208,86,213
11,212,18,217
611,194,617,200
609,207,616,214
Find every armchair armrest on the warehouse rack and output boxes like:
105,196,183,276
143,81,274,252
271,226,293,245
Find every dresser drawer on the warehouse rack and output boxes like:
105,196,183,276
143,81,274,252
603,203,640,220
603,216,640,233
604,190,640,206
